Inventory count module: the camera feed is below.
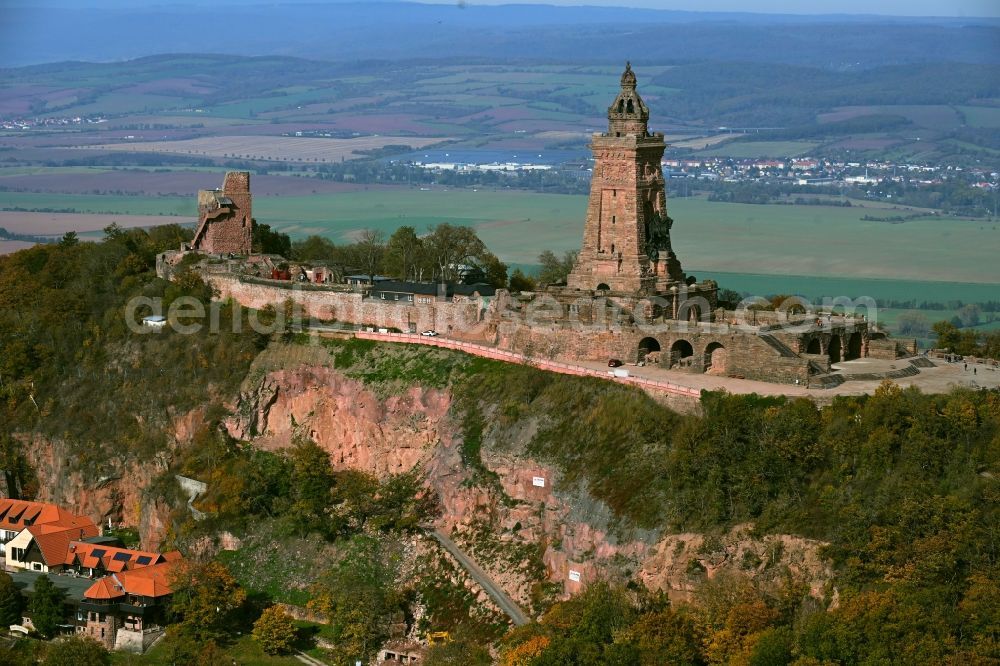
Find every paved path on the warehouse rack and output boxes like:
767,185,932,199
345,330,701,399
429,529,529,626
295,650,328,666
328,329,1000,400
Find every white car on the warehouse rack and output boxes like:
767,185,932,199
421,330,439,337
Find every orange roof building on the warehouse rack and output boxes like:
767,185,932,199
65,542,165,574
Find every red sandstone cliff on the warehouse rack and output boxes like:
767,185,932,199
225,352,835,615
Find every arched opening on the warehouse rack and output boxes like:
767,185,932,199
617,100,625,113
638,337,661,363
596,283,610,294
688,304,701,323
705,342,728,375
626,99,635,113
847,332,863,360
829,336,842,364
670,339,694,369
806,338,821,355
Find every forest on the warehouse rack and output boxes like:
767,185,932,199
0,230,998,664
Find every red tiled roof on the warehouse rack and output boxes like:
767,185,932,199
84,560,179,600
0,498,92,532
64,542,163,572
26,522,100,566
83,576,124,600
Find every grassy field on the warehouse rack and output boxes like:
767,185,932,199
82,135,448,163
2,189,998,284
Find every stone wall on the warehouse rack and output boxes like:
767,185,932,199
206,274,495,341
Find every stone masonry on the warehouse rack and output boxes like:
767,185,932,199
567,63,684,294
190,171,253,255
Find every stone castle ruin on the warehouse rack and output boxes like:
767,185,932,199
158,65,916,387
190,171,253,255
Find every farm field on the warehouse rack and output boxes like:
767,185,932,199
77,135,449,163
697,270,1000,305
3,188,997,285
695,140,820,158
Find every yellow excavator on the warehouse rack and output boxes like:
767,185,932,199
426,631,452,646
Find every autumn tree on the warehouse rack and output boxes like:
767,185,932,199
41,635,109,666
252,606,298,655
168,561,247,643
29,575,66,638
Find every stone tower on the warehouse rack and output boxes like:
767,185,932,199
191,171,253,255
567,63,684,294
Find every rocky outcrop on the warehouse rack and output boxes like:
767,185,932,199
224,356,835,615
21,435,174,551
226,365,454,477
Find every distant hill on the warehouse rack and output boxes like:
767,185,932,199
2,2,999,68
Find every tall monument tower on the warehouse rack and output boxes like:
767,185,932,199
567,63,684,294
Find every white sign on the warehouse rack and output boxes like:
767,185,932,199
532,476,546,488
568,569,581,582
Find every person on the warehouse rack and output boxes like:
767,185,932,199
965,362,968,370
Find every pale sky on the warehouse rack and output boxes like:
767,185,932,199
422,0,1000,18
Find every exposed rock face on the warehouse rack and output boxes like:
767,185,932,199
227,360,835,615
21,435,174,551
226,366,454,477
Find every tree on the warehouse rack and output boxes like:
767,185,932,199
292,235,338,262
383,225,423,281
29,574,66,638
425,224,486,283
58,231,79,248
168,561,247,642
41,635,109,666
0,570,24,626
288,439,336,536
537,249,577,285
479,251,508,288
252,219,292,257
509,269,536,292
357,228,385,282
252,605,298,655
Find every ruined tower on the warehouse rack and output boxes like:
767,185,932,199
191,171,253,255
566,63,684,294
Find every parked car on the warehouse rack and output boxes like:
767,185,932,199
421,330,439,337
607,358,623,367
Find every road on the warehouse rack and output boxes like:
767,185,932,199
428,529,530,626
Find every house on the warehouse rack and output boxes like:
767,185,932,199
346,274,391,288
81,557,181,651
369,281,496,305
63,542,167,578
0,499,96,559
378,640,426,664
6,522,100,573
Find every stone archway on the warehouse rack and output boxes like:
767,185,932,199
806,338,821,355
704,342,728,375
847,332,863,360
638,337,661,363
670,339,694,369
596,282,611,293
828,336,842,364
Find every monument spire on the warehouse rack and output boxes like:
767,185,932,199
567,63,684,294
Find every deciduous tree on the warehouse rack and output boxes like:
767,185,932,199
252,606,298,655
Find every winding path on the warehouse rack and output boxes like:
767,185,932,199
428,529,529,626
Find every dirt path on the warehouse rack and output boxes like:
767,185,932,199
429,529,529,626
